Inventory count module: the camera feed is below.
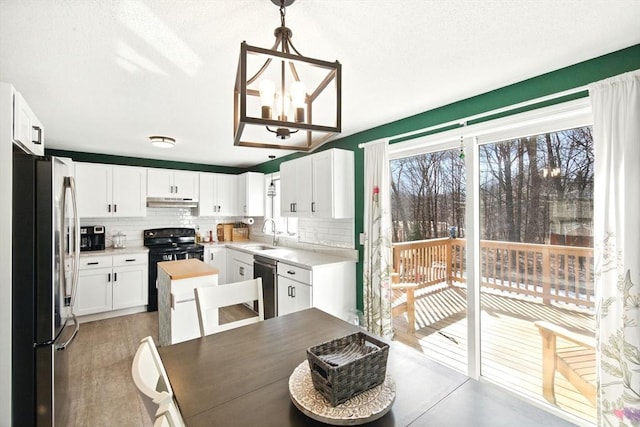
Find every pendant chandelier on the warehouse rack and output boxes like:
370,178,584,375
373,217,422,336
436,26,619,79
233,0,341,151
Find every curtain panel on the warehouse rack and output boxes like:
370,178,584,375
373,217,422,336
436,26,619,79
590,70,640,427
362,140,393,338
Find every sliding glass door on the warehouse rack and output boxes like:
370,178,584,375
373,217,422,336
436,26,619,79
388,99,596,424
478,126,595,423
390,144,468,373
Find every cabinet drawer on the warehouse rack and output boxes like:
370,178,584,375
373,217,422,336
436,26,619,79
277,263,311,285
113,253,147,267
79,256,113,270
228,248,254,266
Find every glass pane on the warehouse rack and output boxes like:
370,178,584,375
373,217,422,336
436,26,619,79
390,148,467,374
478,126,595,423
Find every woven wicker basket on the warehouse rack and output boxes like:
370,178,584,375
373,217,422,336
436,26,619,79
306,331,389,407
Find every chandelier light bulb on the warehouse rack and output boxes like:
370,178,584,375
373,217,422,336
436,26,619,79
275,91,290,121
259,79,276,119
289,80,306,122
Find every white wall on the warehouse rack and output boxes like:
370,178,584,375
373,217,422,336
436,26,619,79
1,83,14,425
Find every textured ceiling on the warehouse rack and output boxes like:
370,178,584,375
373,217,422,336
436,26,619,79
1,0,639,167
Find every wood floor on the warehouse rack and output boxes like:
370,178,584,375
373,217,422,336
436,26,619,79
65,304,255,426
65,311,159,426
392,285,596,425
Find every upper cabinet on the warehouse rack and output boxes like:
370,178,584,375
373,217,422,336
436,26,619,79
147,169,198,200
198,173,238,217
280,148,354,219
12,89,44,156
237,172,264,217
75,163,147,218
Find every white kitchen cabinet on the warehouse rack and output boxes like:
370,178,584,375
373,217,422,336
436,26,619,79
226,248,253,283
75,252,148,318
76,266,112,316
198,173,238,217
237,172,264,216
277,260,355,320
280,148,354,219
75,163,146,218
277,274,311,316
280,156,312,216
204,246,227,284
147,168,198,200
13,89,44,156
112,254,148,309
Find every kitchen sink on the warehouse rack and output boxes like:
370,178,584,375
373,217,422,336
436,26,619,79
243,244,276,251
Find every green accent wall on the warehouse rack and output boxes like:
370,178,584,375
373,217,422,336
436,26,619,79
49,44,640,311
256,44,640,311
44,149,245,174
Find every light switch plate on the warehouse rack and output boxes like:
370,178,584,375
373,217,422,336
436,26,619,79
359,233,366,245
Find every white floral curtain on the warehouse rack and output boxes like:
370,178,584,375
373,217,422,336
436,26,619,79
590,70,640,427
362,140,393,338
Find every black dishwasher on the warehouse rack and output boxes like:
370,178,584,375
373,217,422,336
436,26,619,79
253,255,277,319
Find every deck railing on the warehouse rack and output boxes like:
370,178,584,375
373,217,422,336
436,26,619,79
392,238,595,308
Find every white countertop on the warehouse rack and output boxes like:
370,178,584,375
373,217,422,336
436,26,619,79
79,246,148,257
206,241,356,269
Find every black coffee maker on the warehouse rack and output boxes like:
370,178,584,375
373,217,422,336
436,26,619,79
80,225,106,251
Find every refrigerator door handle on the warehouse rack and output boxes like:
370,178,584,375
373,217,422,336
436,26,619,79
62,176,81,311
55,313,79,351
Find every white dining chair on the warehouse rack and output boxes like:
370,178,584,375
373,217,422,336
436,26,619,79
154,397,186,427
195,277,264,336
131,336,174,421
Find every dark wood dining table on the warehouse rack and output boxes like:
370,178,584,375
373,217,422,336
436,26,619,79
157,308,574,427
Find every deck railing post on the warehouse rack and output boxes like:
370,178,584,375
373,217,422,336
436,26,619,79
446,239,453,285
542,245,551,304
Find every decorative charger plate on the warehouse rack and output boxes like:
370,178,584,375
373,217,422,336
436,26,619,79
288,360,396,425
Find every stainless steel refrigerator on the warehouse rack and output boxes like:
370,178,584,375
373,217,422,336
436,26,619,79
12,146,80,426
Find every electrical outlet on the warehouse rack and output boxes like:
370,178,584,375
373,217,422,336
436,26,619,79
359,233,366,245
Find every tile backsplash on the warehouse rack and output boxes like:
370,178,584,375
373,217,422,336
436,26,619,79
80,208,356,253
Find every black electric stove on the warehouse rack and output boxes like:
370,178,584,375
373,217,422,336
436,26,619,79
144,227,204,312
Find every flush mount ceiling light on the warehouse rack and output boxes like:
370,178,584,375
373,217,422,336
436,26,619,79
149,135,176,148
233,0,341,151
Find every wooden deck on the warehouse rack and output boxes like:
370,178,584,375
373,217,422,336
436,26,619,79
392,284,596,424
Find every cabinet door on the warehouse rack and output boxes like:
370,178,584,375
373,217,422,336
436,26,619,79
198,173,216,216
205,247,227,284
112,265,148,309
216,173,238,216
13,91,44,156
112,166,146,217
234,260,253,282
75,163,113,218
277,276,311,316
173,171,198,199
238,172,264,216
75,268,112,316
147,169,174,198
296,156,313,216
311,150,333,218
279,161,297,216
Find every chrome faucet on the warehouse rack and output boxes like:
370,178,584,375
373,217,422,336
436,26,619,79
262,218,278,246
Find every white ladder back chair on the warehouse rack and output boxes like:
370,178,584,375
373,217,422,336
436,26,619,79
131,336,174,420
155,397,186,427
195,277,264,337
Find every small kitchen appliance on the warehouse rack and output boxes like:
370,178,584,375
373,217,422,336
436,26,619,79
80,225,105,251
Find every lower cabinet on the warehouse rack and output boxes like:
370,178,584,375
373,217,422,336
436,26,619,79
277,275,311,316
75,252,148,318
226,248,253,283
204,246,227,284
277,260,355,321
